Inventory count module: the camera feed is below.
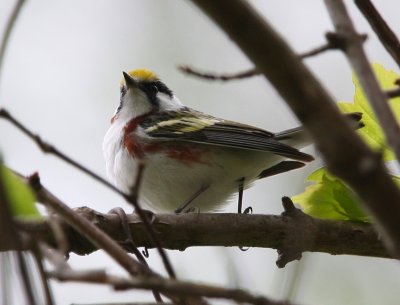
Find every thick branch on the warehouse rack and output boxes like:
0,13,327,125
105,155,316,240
190,0,400,258
14,209,388,259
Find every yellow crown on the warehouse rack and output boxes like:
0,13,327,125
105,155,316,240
120,68,158,86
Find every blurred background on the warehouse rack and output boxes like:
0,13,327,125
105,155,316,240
0,1,399,304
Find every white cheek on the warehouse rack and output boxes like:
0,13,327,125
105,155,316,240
118,90,153,121
157,93,184,111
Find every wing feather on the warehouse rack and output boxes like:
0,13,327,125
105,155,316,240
141,109,314,162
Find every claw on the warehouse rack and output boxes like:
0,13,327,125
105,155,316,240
108,207,148,264
142,247,149,258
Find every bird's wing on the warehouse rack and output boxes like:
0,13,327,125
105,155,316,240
141,109,314,162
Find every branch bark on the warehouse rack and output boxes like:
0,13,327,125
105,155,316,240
190,0,400,258
354,0,400,67
13,208,389,260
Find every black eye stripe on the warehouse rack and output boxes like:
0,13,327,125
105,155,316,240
140,80,173,98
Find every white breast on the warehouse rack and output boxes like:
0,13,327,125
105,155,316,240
103,119,138,190
104,119,286,212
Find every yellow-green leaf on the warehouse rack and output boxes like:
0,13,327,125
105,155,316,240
1,164,41,219
292,168,370,222
293,63,400,222
338,63,400,161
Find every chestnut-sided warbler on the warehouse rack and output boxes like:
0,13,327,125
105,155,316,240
103,69,316,213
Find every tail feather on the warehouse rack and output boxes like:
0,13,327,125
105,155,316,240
274,112,363,149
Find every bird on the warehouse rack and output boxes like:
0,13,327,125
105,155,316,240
103,69,332,213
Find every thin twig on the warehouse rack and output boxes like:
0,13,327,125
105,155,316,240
49,269,293,305
0,108,176,279
386,87,400,99
298,33,344,59
354,0,400,66
38,242,72,273
0,0,26,81
178,66,259,81
32,244,55,305
179,37,340,82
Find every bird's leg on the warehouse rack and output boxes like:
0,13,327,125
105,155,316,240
237,177,245,214
237,177,253,214
175,185,209,214
237,177,252,251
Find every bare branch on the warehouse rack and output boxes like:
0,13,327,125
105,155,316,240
49,269,293,305
189,0,400,258
179,35,341,82
31,244,56,305
178,65,259,81
15,206,388,261
354,0,400,66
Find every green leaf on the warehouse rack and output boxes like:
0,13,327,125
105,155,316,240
1,164,41,219
292,168,370,222
338,63,400,161
293,63,400,222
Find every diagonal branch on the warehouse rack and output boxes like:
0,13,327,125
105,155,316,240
27,173,152,278
189,0,400,258
354,0,400,66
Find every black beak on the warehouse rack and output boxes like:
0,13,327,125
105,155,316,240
123,71,138,89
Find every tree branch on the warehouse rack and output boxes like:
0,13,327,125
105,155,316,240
178,33,342,82
49,269,292,305
354,0,400,66
14,207,388,261
190,0,400,258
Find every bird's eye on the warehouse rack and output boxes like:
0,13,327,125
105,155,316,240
151,85,158,94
